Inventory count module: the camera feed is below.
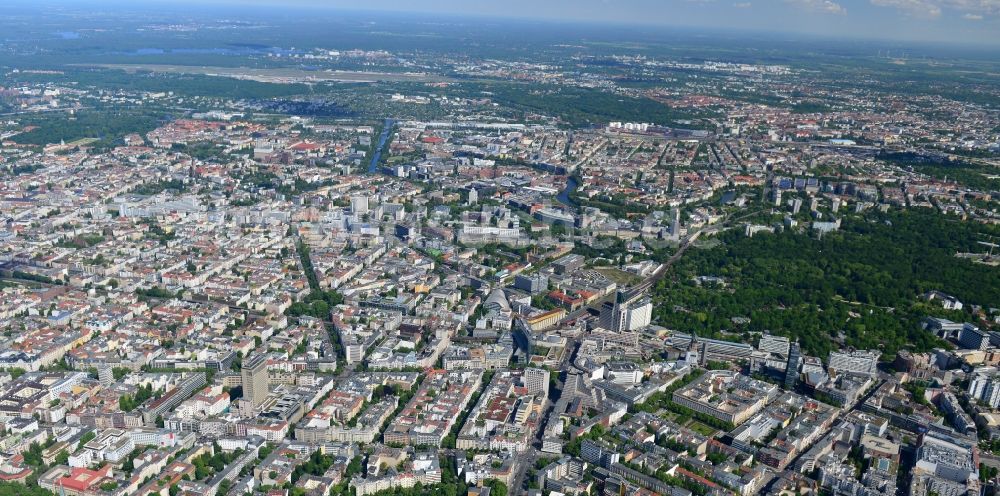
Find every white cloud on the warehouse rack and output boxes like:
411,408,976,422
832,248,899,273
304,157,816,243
733,2,753,7
870,0,1000,18
948,0,1000,15
785,0,847,14
871,0,942,17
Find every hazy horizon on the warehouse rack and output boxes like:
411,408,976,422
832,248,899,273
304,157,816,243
35,0,999,47
1,0,1000,47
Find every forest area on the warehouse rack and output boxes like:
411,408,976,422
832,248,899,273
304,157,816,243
653,208,1000,359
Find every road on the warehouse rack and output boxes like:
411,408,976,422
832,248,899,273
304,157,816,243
509,447,542,492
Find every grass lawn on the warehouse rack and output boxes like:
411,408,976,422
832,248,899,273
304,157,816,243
687,420,719,437
593,267,642,285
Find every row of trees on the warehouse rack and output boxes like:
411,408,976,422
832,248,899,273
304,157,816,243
119,383,159,412
286,241,345,320
191,443,243,480
441,370,495,449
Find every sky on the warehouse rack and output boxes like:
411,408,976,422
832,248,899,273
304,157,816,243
159,0,1000,45
27,0,1000,46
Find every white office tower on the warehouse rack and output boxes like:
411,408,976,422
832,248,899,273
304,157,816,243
599,290,652,332
669,208,682,239
350,195,370,215
524,367,550,397
98,363,115,387
241,354,270,408
624,298,653,330
968,367,1000,408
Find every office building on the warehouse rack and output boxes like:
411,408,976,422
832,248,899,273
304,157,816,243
513,273,548,294
394,224,417,243
350,195,369,215
98,363,115,388
968,367,1000,408
672,370,779,426
670,333,755,364
669,209,682,240
524,367,550,398
914,430,978,484
142,373,207,424
759,334,791,357
785,342,801,389
345,344,365,365
604,361,643,386
958,325,989,350
581,439,620,468
827,350,879,378
551,255,585,275
599,290,652,332
242,354,270,408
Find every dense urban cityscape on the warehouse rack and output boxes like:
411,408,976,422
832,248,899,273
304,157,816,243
0,1,998,496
